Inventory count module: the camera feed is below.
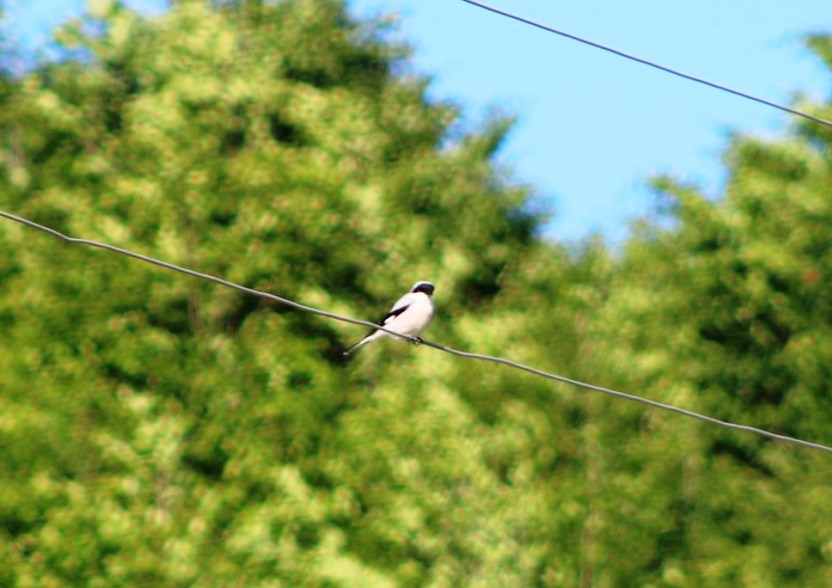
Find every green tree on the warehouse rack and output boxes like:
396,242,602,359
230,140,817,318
4,0,832,585
0,0,553,585
580,36,832,586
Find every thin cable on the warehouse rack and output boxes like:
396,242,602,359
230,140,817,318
0,211,415,342
460,0,832,129
3,209,831,454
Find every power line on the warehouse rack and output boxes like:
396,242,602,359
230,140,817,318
2,208,831,454
460,0,832,129
0,211,407,340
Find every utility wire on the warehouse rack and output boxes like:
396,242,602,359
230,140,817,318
2,209,832,454
460,0,832,129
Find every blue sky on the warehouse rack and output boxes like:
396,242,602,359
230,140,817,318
6,0,831,242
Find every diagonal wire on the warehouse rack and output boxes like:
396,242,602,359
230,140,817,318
0,211,411,340
2,209,832,454
460,0,832,129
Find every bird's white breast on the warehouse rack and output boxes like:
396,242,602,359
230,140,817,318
387,293,434,337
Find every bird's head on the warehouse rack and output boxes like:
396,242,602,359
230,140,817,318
411,281,435,296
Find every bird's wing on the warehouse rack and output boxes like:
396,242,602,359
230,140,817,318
381,293,417,325
379,303,411,326
352,293,415,341
344,293,421,356
365,293,415,334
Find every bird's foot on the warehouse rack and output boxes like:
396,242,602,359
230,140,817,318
411,336,424,346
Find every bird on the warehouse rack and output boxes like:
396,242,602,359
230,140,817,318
343,281,436,356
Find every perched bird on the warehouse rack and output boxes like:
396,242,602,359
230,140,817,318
343,281,436,356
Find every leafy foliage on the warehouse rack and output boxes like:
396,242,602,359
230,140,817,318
1,1,832,585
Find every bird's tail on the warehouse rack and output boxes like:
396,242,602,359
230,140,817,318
343,334,372,357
